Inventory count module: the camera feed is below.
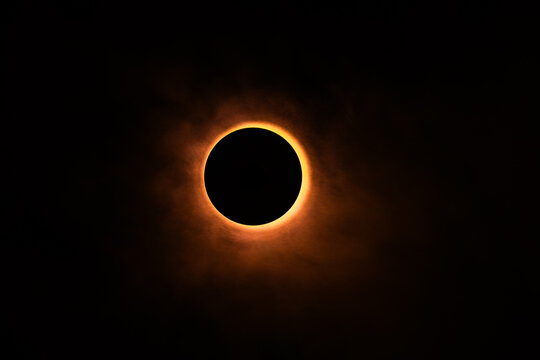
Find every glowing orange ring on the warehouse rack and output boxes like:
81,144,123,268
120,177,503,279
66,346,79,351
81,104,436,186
201,122,310,230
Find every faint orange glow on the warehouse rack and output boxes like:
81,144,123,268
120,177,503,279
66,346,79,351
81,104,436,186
201,122,310,231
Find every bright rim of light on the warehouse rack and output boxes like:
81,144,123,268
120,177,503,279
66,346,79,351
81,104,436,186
202,122,310,230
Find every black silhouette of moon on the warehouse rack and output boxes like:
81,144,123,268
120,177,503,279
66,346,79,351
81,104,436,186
204,127,302,225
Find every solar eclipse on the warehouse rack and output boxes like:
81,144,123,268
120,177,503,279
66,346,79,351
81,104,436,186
203,123,310,229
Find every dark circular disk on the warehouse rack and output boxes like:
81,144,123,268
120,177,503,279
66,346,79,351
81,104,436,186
204,127,302,225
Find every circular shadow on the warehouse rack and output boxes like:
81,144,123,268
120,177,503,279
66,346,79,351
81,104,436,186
204,127,302,225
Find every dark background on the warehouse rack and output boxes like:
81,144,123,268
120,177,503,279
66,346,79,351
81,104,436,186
4,1,525,358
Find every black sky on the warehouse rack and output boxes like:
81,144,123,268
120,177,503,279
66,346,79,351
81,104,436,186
4,1,524,359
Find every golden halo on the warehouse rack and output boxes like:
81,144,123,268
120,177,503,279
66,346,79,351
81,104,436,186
201,122,310,230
